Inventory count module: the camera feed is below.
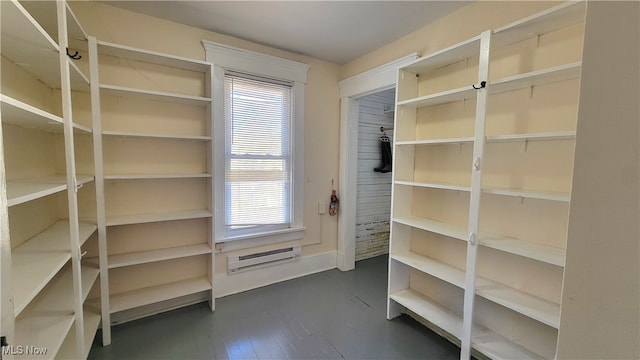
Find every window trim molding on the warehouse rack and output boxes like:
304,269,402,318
203,40,309,245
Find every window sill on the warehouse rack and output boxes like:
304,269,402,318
215,226,306,253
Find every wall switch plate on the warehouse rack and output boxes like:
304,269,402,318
318,202,326,214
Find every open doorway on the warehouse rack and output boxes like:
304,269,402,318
354,89,395,262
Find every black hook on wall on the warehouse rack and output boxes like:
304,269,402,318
66,48,82,60
472,81,487,90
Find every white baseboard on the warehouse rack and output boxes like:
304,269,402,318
215,251,337,298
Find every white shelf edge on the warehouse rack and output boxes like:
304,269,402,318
401,35,481,74
108,277,212,313
479,235,566,267
486,131,576,143
100,84,211,106
81,265,100,302
105,209,213,226
391,253,465,288
395,180,471,192
56,308,101,360
104,173,212,180
73,122,93,133
489,62,582,95
482,187,571,202
108,244,212,268
397,85,477,109
7,179,68,207
393,216,468,242
0,94,64,131
396,137,474,146
102,130,212,141
97,39,211,72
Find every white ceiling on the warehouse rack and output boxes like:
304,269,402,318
104,1,470,64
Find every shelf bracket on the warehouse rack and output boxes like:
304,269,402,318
468,232,477,246
522,139,529,152
529,85,534,98
458,142,463,154
473,157,481,171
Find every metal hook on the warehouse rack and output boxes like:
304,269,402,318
472,81,486,90
66,48,82,60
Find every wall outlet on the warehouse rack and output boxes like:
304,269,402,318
318,202,326,214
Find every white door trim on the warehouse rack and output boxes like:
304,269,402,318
336,53,419,271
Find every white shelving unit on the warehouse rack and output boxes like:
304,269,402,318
387,2,586,359
0,0,101,358
87,36,215,343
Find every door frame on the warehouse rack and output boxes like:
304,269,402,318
336,53,419,271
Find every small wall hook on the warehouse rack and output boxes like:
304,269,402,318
66,48,82,60
472,81,487,90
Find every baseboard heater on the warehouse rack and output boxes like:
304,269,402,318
227,245,301,274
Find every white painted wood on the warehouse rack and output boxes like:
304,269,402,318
0,85,14,350
106,244,212,269
396,137,475,146
400,35,481,76
104,173,212,180
1,0,61,88
482,187,570,202
338,54,420,271
479,236,565,267
102,130,212,141
108,277,211,313
88,35,112,345
57,308,101,360
461,30,491,360
492,1,586,47
486,131,576,143
6,181,68,207
397,86,477,108
98,40,210,72
489,62,582,95
100,84,211,106
0,95,64,131
393,216,468,242
80,265,100,301
391,253,465,288
395,180,471,192
105,209,213,227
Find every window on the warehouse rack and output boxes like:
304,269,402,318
203,40,308,249
224,72,292,235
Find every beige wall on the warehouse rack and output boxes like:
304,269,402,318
69,2,342,262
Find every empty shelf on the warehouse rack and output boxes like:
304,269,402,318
109,277,211,313
396,137,474,146
7,175,94,207
391,252,465,288
397,86,477,108
107,244,212,268
102,130,212,141
401,35,481,74
100,84,211,106
393,216,468,241
105,209,212,226
395,180,471,192
489,62,581,95
104,173,212,180
56,308,101,360
97,40,210,72
0,95,64,132
486,131,576,143
482,188,570,202
479,236,565,267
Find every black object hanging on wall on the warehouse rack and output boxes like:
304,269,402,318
374,133,392,173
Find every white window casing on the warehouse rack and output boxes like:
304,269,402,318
203,40,309,251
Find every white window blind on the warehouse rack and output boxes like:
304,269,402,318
224,71,293,231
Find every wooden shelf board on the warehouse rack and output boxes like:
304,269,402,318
0,95,64,132
479,236,565,267
109,277,211,313
401,35,481,74
97,40,211,72
73,122,93,133
100,84,211,106
486,131,576,143
389,289,544,360
106,209,213,226
81,265,100,301
489,62,582,95
108,244,212,268
493,1,586,47
1,0,61,88
104,173,212,180
102,130,212,141
69,60,91,91
393,216,467,241
475,284,560,329
397,86,477,109
7,175,95,207
482,187,570,202
57,309,101,360
390,289,463,339
395,180,471,192
391,253,465,288
396,137,474,146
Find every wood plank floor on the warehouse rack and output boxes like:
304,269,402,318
89,255,460,359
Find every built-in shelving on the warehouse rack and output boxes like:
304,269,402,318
103,173,212,180
391,252,465,288
102,130,212,141
100,84,210,106
57,309,101,360
105,209,212,227
395,137,474,146
395,180,471,192
108,277,211,313
486,131,576,143
400,35,481,75
0,95,64,131
397,86,477,108
479,237,565,267
489,62,582,95
106,244,212,268
7,175,94,207
97,40,211,72
393,216,468,242
482,187,570,202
